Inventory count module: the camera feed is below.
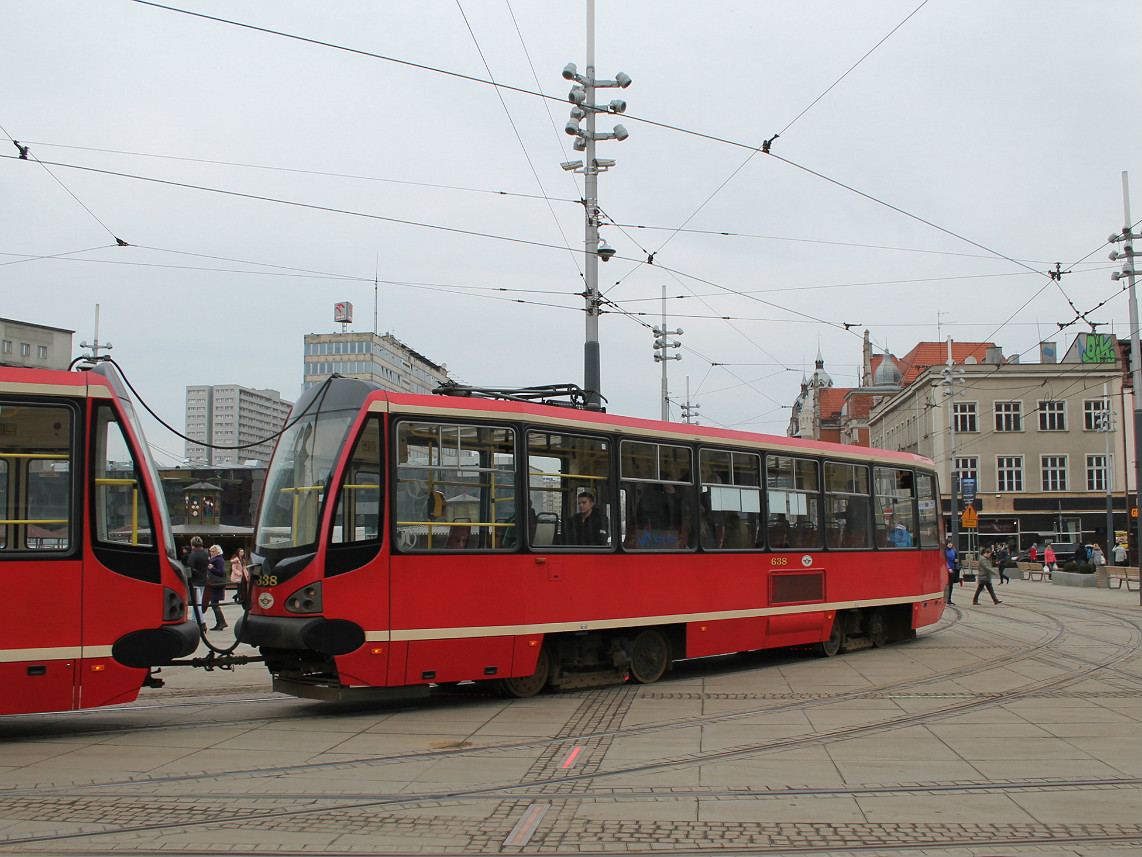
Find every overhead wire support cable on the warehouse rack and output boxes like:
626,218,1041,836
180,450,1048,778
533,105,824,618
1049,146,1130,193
2,125,126,246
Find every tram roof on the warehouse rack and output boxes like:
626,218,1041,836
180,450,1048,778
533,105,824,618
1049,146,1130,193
364,387,932,470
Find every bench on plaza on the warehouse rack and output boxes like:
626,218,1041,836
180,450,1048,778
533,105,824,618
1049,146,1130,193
1022,562,1051,582
1106,566,1140,590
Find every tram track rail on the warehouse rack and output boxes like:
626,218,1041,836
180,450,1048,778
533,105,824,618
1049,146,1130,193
1,594,1139,855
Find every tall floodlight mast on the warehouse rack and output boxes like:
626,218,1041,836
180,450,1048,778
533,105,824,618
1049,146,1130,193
560,0,631,408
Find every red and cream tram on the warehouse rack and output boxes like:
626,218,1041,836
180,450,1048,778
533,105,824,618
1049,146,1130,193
0,362,199,715
240,380,947,700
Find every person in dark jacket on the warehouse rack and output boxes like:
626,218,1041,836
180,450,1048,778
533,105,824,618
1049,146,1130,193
204,544,229,631
1073,544,1088,566
972,547,1003,606
994,543,1011,584
563,492,610,546
185,536,210,633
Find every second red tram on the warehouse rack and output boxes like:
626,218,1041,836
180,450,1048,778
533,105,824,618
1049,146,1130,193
0,362,199,715
240,380,947,700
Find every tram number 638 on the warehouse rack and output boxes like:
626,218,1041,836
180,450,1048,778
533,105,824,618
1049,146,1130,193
256,575,279,587
770,557,788,566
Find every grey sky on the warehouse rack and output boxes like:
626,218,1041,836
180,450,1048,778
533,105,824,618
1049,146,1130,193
3,1,1139,464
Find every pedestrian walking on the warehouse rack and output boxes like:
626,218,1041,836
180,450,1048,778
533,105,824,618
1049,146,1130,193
185,537,210,634
1043,543,1057,576
972,546,1003,606
204,544,229,631
994,542,1011,584
229,547,249,603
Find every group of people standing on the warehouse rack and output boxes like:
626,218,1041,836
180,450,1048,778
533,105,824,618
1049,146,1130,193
181,537,249,633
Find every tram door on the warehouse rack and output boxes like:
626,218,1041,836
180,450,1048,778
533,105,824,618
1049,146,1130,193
0,398,83,714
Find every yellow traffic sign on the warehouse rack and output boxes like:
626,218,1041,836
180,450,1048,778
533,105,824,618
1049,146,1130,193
961,506,978,528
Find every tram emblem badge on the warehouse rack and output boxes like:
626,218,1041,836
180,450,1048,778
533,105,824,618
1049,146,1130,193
258,592,274,609
801,555,813,567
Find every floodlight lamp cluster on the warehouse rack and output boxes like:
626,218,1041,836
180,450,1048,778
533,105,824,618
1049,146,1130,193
561,61,632,153
1109,231,1138,281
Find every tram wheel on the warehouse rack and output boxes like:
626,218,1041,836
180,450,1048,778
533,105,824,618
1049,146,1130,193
630,629,670,684
868,611,888,648
499,646,551,698
819,618,845,657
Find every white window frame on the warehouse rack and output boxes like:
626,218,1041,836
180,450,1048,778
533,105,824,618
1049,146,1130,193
954,402,978,433
1086,454,1112,491
1083,399,1109,431
1041,455,1068,492
1038,400,1065,431
997,456,1023,492
994,401,1022,432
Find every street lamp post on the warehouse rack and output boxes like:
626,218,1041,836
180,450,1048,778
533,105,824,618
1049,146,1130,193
561,0,631,409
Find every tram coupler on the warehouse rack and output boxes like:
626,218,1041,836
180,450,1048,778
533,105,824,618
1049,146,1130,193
143,669,166,689
169,652,266,672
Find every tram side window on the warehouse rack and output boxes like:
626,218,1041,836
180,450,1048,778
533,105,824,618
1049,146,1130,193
766,456,820,549
620,441,695,550
394,421,516,551
0,403,74,551
874,466,916,548
331,416,383,544
823,462,871,548
93,405,154,547
526,431,611,549
699,448,761,549
916,472,940,548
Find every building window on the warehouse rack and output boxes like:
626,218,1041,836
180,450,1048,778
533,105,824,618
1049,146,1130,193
995,401,1022,432
20,343,31,356
953,402,978,433
1038,400,1065,431
36,346,47,359
954,457,978,485
1083,399,1110,431
1,340,10,353
997,456,1023,492
1041,455,1067,492
1087,454,1111,491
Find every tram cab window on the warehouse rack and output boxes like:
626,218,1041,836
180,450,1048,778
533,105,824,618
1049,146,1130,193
698,449,761,550
394,421,516,551
93,404,155,547
526,431,611,549
874,466,916,548
331,416,383,544
0,403,73,552
824,462,871,548
916,472,940,548
620,441,695,551
766,456,820,550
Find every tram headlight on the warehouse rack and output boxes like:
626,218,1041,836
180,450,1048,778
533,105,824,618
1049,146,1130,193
285,581,323,615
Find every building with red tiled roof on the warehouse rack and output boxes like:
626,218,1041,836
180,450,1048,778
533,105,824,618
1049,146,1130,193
867,332,1133,556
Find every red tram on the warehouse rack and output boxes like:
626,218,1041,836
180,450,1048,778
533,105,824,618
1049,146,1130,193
0,362,198,715
240,380,947,700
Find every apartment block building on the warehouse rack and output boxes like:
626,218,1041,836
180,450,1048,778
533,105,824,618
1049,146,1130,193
184,384,293,467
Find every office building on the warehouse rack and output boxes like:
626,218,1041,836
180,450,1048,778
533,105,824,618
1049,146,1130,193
303,331,449,394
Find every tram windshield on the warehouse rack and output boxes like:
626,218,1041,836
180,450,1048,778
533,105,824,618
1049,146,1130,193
94,365,175,559
255,408,356,553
